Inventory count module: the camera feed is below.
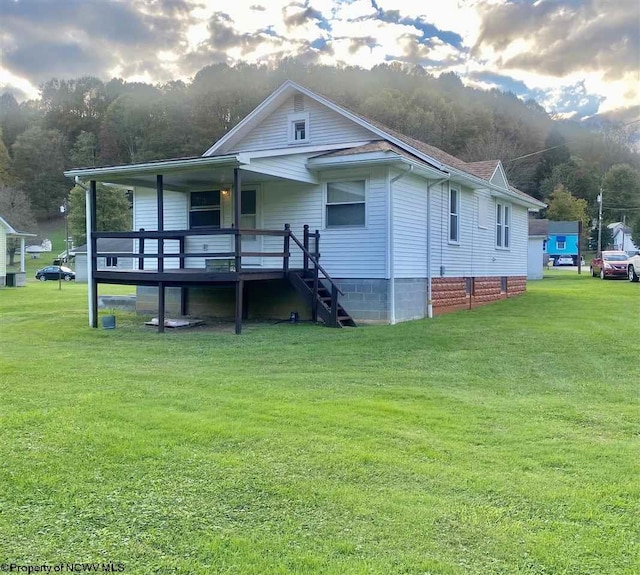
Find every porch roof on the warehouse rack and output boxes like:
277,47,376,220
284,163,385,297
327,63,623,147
64,154,294,191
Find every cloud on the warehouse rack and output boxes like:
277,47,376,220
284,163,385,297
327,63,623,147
0,0,198,85
473,0,640,80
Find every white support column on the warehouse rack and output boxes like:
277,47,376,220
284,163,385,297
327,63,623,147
86,186,95,327
19,237,25,273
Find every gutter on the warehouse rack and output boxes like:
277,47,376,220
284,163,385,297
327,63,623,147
426,177,450,319
388,165,414,325
64,154,242,180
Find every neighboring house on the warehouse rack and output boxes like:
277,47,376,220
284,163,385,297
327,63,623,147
65,81,545,333
74,238,134,283
608,222,638,253
547,221,580,264
528,219,548,280
0,215,36,287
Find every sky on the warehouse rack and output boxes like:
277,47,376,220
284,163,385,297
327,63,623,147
0,0,638,119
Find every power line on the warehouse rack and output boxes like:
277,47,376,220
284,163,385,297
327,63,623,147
505,117,640,164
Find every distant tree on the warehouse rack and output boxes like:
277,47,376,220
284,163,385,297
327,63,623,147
540,156,601,213
0,128,13,184
11,126,68,219
67,183,131,245
534,127,571,197
70,131,99,168
0,93,31,152
0,184,38,265
546,184,590,234
601,163,640,222
589,223,613,251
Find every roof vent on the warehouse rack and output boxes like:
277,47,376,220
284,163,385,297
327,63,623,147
293,94,304,112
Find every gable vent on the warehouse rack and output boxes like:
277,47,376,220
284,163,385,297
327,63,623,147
293,94,305,112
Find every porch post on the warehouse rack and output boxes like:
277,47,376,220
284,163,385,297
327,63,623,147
157,175,164,273
158,282,165,333
233,167,242,272
88,180,98,328
19,237,25,273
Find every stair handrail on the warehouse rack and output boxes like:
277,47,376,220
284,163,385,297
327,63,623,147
288,230,344,296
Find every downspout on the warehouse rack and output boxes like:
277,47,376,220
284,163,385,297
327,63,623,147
388,165,413,325
426,177,450,319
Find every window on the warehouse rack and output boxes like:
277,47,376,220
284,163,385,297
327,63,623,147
190,191,221,229
326,180,365,227
449,187,460,243
105,257,118,267
496,202,511,248
288,112,309,144
557,240,566,250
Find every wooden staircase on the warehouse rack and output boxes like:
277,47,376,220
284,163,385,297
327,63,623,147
288,271,356,328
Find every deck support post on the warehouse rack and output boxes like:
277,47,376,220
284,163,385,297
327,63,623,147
158,282,165,333
283,224,290,273
157,175,164,274
88,180,98,328
303,225,309,273
235,279,244,335
233,168,242,273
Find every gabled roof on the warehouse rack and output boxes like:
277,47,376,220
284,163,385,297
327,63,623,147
529,218,549,237
0,214,36,237
548,221,580,234
204,80,545,209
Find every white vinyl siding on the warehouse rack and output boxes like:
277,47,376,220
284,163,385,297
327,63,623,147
393,172,428,278
430,187,527,278
133,188,187,270
259,167,387,278
232,96,377,152
242,154,317,183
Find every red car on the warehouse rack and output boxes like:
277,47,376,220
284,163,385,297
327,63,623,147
590,251,629,280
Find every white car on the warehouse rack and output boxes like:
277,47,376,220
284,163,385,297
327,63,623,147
628,253,640,282
555,255,574,266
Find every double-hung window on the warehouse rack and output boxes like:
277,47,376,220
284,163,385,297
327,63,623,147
189,191,221,229
449,187,460,243
326,180,366,227
496,202,511,248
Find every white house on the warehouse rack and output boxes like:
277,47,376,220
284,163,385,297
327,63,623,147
74,238,134,283
528,219,548,280
608,222,638,253
0,215,34,287
65,81,545,333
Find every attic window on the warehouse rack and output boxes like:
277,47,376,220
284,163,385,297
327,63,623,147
288,112,309,144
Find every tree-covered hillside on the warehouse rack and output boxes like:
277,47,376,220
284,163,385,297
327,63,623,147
1,61,638,243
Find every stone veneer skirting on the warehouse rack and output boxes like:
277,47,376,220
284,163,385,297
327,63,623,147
431,276,527,315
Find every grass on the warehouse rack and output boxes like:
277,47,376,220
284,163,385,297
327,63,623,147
0,273,638,574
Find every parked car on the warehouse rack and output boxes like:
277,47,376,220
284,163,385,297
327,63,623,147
555,255,575,266
590,251,629,280
35,265,75,282
628,253,640,282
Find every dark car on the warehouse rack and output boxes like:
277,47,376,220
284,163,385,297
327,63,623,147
590,251,629,280
35,265,75,282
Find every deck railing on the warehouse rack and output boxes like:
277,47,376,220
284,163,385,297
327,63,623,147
91,224,344,316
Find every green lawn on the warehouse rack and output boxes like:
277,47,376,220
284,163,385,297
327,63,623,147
0,274,638,574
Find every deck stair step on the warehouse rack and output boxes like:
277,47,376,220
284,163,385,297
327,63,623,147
287,271,356,328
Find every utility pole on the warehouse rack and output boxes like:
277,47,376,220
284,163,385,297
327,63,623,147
597,188,603,254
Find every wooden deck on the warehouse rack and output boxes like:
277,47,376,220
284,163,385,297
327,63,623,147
94,267,299,287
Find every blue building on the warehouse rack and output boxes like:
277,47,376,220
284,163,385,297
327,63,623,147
547,221,580,263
